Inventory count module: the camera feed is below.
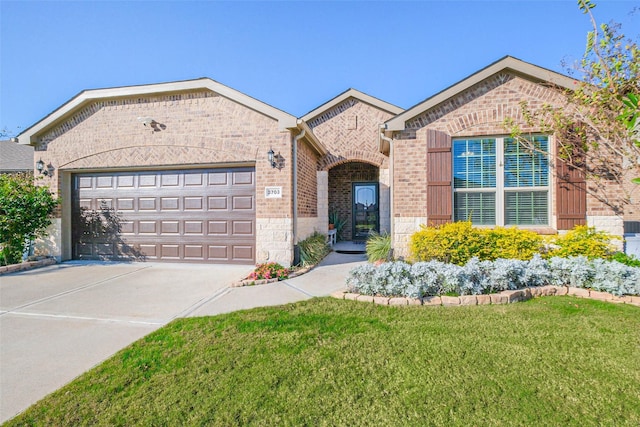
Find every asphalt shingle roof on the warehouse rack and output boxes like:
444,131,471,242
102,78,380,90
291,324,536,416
0,140,33,172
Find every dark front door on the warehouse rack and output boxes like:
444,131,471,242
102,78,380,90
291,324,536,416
352,183,378,241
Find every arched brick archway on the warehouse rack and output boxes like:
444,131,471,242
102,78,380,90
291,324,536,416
327,161,384,242
319,150,387,172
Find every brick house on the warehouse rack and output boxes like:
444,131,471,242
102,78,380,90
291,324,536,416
17,56,639,265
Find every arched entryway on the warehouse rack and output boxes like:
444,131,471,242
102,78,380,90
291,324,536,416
328,162,381,242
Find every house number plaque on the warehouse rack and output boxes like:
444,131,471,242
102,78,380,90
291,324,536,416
265,186,282,198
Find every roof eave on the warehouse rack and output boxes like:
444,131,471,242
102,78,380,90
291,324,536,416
18,78,297,145
385,56,577,132
301,88,403,123
292,119,328,156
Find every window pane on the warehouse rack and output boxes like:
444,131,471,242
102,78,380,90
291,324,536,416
454,192,496,225
504,136,549,187
504,191,548,225
453,139,496,189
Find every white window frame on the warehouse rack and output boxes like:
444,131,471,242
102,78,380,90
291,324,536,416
453,135,551,227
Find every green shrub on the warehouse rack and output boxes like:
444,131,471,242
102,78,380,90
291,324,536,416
409,222,624,265
610,251,640,267
410,221,489,265
546,226,618,259
366,232,392,263
297,232,330,267
484,227,544,261
0,173,58,265
410,222,546,264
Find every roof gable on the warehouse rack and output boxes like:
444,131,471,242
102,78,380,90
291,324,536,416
301,88,403,123
385,56,577,131
18,78,297,145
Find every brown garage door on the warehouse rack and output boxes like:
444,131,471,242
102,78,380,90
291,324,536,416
72,168,255,264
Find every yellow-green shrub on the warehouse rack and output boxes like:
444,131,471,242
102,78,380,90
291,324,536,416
410,221,490,265
484,227,544,261
546,225,618,259
410,221,544,265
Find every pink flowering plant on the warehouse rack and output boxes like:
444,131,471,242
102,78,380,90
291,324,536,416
247,262,289,281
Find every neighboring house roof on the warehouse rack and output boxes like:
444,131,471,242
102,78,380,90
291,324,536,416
17,78,298,145
385,56,578,131
301,88,404,123
0,139,34,172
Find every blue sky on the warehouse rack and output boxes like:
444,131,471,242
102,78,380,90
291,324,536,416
1,1,638,135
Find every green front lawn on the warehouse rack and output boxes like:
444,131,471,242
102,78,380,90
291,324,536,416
8,297,640,426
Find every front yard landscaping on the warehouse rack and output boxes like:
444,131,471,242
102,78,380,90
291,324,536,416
7,297,639,426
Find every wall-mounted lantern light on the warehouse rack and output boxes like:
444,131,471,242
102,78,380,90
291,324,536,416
36,159,54,176
268,148,284,170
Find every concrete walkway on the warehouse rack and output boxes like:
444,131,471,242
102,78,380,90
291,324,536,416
0,252,366,423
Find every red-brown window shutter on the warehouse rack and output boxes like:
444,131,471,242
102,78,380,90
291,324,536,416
555,156,587,230
426,129,452,225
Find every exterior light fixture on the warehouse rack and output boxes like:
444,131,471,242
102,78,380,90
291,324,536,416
268,149,275,167
36,159,54,176
268,148,284,169
137,117,156,126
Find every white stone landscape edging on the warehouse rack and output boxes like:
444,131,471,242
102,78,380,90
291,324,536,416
0,257,57,275
331,286,640,307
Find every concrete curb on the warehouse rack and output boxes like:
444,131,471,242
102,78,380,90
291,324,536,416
0,258,57,275
331,286,640,307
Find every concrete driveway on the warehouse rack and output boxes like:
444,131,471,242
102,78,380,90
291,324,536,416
0,252,365,423
0,261,251,423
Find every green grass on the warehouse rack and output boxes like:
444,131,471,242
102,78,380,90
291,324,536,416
7,297,640,426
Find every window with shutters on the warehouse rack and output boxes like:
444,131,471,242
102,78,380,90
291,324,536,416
453,135,550,226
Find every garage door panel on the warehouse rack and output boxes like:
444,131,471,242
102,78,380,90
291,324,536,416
185,173,205,186
76,243,93,256
96,176,114,188
184,197,203,210
232,221,254,235
96,243,115,256
139,244,157,257
208,197,228,210
117,198,135,210
232,196,253,210
208,245,228,260
161,245,180,259
208,171,228,185
117,175,135,187
139,175,157,187
78,177,93,188
233,171,254,185
97,199,114,209
184,245,204,259
208,221,228,235
139,221,157,234
79,199,92,210
120,221,135,234
232,246,254,261
72,168,255,264
139,198,157,210
160,198,179,210
185,221,204,234
161,174,180,187
160,221,180,234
